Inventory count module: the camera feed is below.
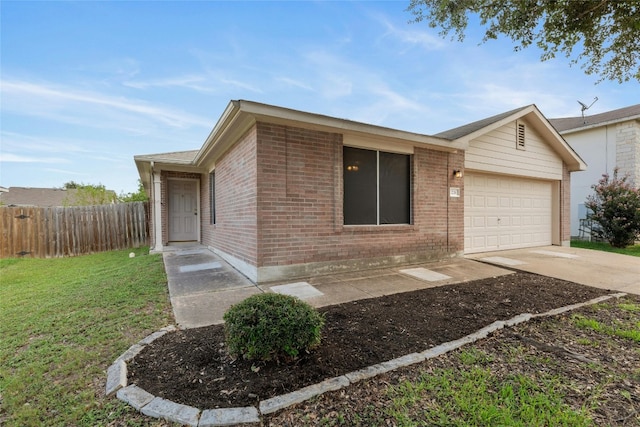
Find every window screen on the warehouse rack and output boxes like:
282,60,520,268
343,146,410,225
343,147,377,225
379,151,410,224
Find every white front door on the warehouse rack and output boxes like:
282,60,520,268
168,180,198,241
464,172,553,253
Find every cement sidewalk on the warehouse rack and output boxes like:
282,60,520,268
163,245,514,329
163,246,263,329
163,244,639,329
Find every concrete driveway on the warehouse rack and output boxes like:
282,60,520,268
466,245,640,296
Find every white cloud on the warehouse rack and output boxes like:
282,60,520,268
219,78,263,93
123,74,216,93
275,77,315,91
0,153,70,163
303,51,355,99
0,131,91,154
75,57,141,80
348,84,431,127
1,79,212,129
373,13,444,52
43,168,86,176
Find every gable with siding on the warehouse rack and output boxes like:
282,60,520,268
465,119,563,180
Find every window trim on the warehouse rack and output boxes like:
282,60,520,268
343,146,411,226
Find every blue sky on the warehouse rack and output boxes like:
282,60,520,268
1,1,638,194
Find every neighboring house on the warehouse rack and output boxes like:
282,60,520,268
549,104,640,237
0,187,78,207
135,100,585,283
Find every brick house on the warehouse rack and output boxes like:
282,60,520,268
135,100,585,283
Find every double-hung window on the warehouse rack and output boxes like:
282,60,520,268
343,146,410,225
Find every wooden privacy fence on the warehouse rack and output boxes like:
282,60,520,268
0,202,149,259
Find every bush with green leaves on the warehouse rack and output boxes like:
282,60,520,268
223,292,325,361
585,169,640,248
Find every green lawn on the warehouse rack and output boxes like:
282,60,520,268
0,248,174,427
2,246,638,426
571,240,640,257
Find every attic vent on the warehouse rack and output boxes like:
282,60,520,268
516,122,526,150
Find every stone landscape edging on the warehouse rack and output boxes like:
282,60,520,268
105,292,628,426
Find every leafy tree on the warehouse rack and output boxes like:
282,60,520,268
62,182,117,206
119,180,149,203
407,0,640,82
585,169,640,248
62,181,81,189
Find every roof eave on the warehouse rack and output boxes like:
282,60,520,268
527,109,587,172
558,115,640,135
204,100,464,157
450,105,586,172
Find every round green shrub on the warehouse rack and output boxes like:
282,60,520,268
223,292,325,361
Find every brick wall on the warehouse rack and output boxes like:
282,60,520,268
201,127,259,266
616,120,640,187
254,122,464,269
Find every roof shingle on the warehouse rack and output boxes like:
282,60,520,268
0,187,78,207
549,104,640,133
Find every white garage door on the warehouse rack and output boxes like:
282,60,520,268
464,172,553,254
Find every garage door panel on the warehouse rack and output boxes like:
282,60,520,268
465,172,553,254
472,195,485,207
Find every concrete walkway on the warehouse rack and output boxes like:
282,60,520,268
163,244,639,329
163,244,514,328
163,245,262,329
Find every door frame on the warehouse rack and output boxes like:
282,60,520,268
167,177,201,243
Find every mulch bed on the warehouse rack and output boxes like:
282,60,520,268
127,271,611,409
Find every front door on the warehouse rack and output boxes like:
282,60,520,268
168,180,198,241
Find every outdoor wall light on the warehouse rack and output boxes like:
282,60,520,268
452,169,462,178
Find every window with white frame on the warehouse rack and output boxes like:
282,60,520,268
343,146,411,225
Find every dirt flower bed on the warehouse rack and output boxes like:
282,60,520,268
265,294,640,426
127,272,615,411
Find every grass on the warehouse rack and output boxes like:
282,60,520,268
2,249,638,426
305,297,640,427
386,367,592,426
570,240,640,256
379,300,640,427
572,311,640,343
0,248,174,427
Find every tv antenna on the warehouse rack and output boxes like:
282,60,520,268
578,96,598,120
